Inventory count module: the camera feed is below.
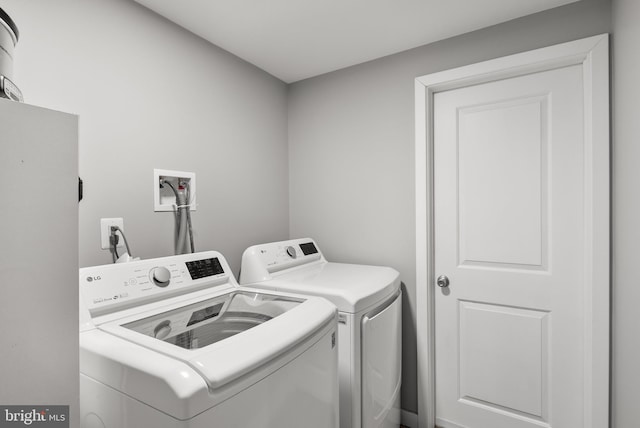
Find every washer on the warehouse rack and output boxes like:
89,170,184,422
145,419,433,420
240,238,402,428
79,250,339,428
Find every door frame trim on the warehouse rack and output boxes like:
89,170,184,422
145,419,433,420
414,34,610,428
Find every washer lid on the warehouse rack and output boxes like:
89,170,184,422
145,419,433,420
267,262,400,313
84,290,337,419
121,290,305,351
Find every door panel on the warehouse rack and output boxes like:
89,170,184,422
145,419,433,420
434,65,584,428
458,301,549,419
458,96,547,269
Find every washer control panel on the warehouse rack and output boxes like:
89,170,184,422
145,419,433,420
185,257,224,279
239,238,324,284
80,251,232,316
265,241,320,268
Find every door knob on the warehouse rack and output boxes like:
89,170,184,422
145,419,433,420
436,275,450,288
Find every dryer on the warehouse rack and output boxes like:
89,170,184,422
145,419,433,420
240,238,402,428
79,251,339,428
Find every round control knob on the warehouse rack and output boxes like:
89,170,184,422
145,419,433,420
151,266,171,287
285,246,297,259
153,320,172,340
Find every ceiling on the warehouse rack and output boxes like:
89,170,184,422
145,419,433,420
133,0,579,83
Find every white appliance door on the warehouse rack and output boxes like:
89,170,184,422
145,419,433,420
434,64,592,427
361,292,402,428
0,99,78,411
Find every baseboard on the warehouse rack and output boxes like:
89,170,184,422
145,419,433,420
401,409,418,428
435,417,467,428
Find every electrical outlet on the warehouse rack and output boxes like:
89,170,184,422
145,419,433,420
101,218,124,250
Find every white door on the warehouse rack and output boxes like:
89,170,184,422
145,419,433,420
433,64,589,428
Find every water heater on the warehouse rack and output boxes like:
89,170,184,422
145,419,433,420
0,7,22,101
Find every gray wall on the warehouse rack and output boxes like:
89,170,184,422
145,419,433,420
6,0,637,425
611,0,640,426
3,0,289,273
288,0,612,415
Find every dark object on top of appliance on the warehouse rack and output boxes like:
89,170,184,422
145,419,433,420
0,7,21,102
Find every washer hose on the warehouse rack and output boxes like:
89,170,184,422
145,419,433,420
161,179,194,254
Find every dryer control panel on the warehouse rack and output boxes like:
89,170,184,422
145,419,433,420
239,238,325,284
80,251,235,317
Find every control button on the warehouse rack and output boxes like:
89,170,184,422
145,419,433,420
151,266,171,287
286,246,297,258
153,320,172,340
